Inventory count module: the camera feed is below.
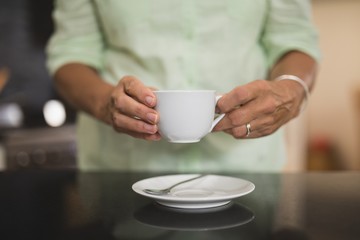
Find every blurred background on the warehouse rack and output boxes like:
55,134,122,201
0,0,359,171
0,0,76,170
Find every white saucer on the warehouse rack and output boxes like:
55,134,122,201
132,174,255,209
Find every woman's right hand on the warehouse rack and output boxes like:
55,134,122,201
54,64,161,141
106,75,161,141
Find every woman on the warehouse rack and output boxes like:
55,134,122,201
46,0,320,172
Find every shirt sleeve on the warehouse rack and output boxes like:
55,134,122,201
261,0,321,68
46,0,104,76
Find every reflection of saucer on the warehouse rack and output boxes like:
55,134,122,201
134,203,255,231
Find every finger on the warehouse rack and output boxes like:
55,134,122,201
112,93,158,124
148,86,159,91
144,133,162,141
127,132,162,141
225,110,287,139
112,112,158,134
217,80,267,113
119,76,156,107
224,120,258,139
213,105,254,132
215,92,280,131
118,130,161,141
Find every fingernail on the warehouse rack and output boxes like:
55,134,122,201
145,96,155,106
146,113,157,123
215,107,221,114
144,124,157,133
148,134,161,141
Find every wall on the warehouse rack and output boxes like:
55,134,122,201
310,0,360,170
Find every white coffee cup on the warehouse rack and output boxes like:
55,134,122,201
154,90,225,143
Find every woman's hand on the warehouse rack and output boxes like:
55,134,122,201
107,76,161,141
213,79,305,138
54,64,161,141
214,51,318,139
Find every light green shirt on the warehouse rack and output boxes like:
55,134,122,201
46,0,320,172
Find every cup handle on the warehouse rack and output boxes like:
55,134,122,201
210,95,225,132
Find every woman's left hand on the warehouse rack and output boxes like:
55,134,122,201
213,79,306,138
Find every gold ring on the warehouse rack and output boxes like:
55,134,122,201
246,123,251,137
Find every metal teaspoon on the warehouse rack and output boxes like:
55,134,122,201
143,174,207,195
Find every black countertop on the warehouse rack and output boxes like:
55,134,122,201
0,170,359,240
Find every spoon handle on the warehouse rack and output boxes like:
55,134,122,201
167,174,207,191
143,174,207,195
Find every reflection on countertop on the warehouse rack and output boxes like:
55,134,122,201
134,202,255,231
1,124,77,170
